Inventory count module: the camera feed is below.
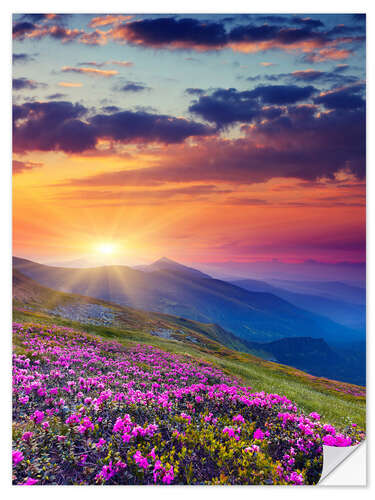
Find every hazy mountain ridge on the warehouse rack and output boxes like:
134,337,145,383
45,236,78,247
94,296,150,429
13,256,363,345
232,278,366,331
245,336,365,386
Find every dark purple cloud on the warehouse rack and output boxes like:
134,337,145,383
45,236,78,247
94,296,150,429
246,66,358,86
189,89,260,127
13,53,35,63
47,93,67,99
13,100,215,153
59,104,365,188
189,85,316,127
12,77,45,90
314,85,365,110
111,16,342,53
112,17,228,49
13,101,94,153
12,22,36,37
119,82,150,93
185,88,206,96
247,84,316,104
89,109,213,144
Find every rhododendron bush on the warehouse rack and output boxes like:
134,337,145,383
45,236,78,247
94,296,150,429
12,323,364,485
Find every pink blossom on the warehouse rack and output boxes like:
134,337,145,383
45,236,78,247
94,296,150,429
13,450,24,465
253,428,265,441
23,477,38,485
21,431,33,442
232,414,245,423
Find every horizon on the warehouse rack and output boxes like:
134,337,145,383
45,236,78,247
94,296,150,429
12,253,366,284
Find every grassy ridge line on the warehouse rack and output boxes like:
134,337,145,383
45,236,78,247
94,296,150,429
13,308,365,429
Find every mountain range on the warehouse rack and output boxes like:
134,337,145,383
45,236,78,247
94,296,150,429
232,278,365,331
13,256,363,344
13,256,366,384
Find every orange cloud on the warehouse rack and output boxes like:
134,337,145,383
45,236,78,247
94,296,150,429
305,48,353,62
19,25,83,42
89,15,133,28
58,82,83,87
61,66,118,77
79,29,110,46
110,60,134,67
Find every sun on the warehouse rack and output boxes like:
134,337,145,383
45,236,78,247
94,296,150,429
96,242,116,255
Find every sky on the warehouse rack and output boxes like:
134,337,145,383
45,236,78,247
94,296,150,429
12,13,366,268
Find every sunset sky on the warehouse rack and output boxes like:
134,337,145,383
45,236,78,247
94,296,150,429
12,13,366,267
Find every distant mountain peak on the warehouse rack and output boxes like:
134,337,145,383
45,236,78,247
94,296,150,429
145,257,211,279
153,256,177,265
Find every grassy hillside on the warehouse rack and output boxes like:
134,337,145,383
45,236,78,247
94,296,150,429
13,322,364,485
13,269,365,429
13,308,365,430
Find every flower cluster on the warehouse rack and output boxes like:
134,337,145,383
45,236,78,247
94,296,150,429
12,323,365,485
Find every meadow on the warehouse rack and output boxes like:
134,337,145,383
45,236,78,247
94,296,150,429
12,321,365,485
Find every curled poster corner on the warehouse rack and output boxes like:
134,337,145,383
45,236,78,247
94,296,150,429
319,441,366,485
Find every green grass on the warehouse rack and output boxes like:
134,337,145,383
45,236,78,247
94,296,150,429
13,308,366,430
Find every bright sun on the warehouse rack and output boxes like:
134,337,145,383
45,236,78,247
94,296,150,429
96,243,116,255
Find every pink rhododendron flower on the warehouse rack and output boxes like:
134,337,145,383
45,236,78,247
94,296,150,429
21,431,33,442
133,450,149,469
309,412,321,421
254,428,265,441
23,477,38,485
13,450,24,465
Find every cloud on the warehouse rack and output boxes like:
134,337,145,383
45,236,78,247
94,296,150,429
12,15,364,62
13,101,93,153
55,184,229,204
77,61,105,67
291,69,326,81
314,84,365,110
111,17,228,50
59,104,364,187
61,66,118,77
291,17,324,29
13,53,35,63
58,82,83,88
260,62,275,67
47,93,67,99
13,78,45,90
189,89,260,127
247,84,316,104
89,109,214,145
119,82,150,92
246,68,359,86
13,159,42,174
13,100,215,153
13,22,83,42
303,47,353,63
185,88,206,96
12,21,36,37
18,14,69,24
76,60,134,68
188,85,316,127
88,15,132,28
224,197,270,205
110,60,134,67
